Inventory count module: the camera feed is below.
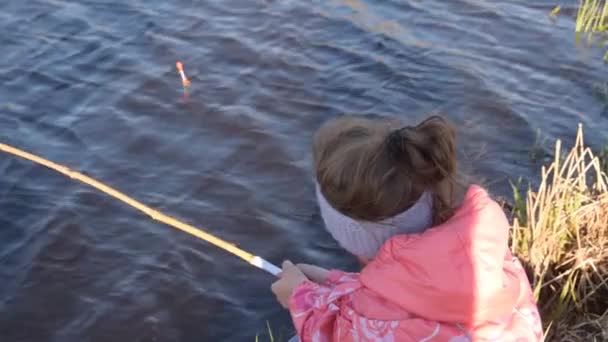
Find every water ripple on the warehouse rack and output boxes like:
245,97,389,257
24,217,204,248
1,0,607,340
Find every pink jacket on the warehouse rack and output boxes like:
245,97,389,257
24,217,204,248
289,186,543,341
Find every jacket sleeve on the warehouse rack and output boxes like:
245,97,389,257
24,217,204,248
288,270,361,341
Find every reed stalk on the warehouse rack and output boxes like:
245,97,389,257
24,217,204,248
510,125,608,341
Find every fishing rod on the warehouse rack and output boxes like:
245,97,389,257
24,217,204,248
0,143,282,277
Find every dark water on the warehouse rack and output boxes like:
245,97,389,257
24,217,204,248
0,0,607,340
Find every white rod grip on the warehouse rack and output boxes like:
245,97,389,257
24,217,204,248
250,256,282,277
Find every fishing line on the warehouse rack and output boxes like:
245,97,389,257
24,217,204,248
0,143,282,277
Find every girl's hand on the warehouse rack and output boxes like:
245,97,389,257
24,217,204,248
271,260,308,309
296,263,330,284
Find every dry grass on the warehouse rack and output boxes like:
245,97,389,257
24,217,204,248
510,125,608,341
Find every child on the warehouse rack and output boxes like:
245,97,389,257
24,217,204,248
271,115,543,341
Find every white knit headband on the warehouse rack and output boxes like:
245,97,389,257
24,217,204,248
316,183,433,258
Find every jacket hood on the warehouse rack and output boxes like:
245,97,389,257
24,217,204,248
360,185,521,325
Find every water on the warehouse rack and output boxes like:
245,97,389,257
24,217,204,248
1,0,607,340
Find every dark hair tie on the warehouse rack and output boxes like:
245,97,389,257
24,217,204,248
386,126,413,161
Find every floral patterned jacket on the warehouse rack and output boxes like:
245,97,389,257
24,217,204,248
289,186,543,342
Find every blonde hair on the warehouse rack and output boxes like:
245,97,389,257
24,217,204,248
313,115,463,225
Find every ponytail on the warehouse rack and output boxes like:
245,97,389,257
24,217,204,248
385,116,458,224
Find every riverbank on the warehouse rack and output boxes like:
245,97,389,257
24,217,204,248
533,3,608,337
510,125,608,341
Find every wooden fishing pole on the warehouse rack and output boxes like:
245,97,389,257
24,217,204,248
0,142,281,276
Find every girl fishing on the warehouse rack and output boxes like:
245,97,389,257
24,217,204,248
271,115,543,341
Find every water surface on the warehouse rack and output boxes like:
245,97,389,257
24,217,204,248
1,0,607,340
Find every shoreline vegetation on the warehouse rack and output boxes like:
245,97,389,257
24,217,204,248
574,0,608,60
511,125,608,341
